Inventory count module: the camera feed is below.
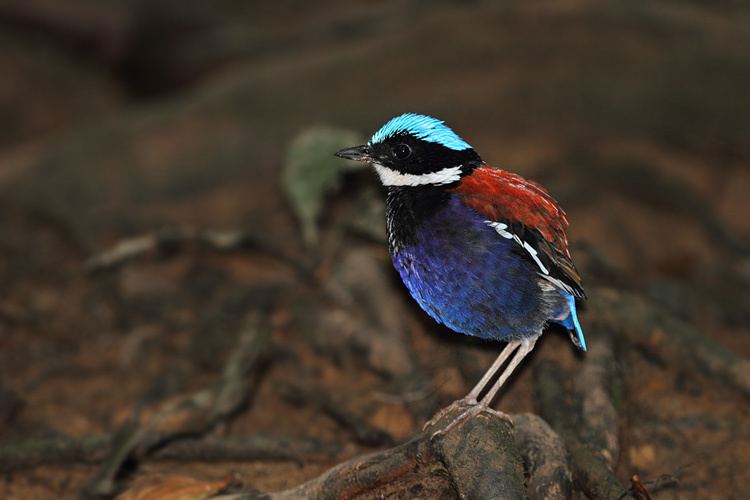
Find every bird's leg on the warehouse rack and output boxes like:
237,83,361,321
426,337,540,438
423,341,521,432
477,336,539,410
465,340,521,401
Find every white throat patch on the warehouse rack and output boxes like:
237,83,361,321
373,163,462,187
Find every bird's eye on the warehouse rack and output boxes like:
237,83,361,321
393,143,412,160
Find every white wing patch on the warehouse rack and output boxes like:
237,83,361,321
373,163,462,187
522,240,549,275
486,221,549,275
486,221,514,239
485,221,580,297
542,274,577,296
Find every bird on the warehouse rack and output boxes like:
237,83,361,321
335,113,586,430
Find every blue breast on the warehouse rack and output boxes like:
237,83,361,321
390,195,561,341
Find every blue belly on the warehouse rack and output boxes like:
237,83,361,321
390,195,560,341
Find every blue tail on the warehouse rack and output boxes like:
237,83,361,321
555,293,586,351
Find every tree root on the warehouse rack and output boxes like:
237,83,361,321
536,358,631,500
80,312,271,498
0,434,339,472
217,405,527,499
572,337,620,467
588,287,750,398
281,383,394,447
514,413,572,500
216,408,579,499
83,225,307,278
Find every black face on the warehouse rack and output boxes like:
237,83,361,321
370,133,482,176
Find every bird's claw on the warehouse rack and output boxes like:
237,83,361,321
422,397,477,432
480,406,513,424
423,399,513,439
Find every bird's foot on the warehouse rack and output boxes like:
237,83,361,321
422,397,476,432
423,399,513,439
480,406,513,424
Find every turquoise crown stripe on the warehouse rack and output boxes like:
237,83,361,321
370,113,472,151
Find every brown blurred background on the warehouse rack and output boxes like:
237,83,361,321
0,1,748,498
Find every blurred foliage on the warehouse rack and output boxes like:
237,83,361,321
282,126,365,245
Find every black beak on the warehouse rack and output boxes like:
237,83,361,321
334,144,372,162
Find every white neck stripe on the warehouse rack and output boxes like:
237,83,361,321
373,163,462,186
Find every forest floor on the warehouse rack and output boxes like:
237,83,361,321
0,1,748,498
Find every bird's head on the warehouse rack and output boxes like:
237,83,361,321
335,113,482,187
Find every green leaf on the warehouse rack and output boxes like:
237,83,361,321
282,126,365,245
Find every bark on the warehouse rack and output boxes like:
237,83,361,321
514,413,572,500
221,404,527,500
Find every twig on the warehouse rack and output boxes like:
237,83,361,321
641,467,684,493
626,474,652,500
620,466,685,499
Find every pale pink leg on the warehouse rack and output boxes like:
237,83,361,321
478,336,539,408
424,339,536,435
465,341,522,401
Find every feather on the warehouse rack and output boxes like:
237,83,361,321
453,165,585,299
370,113,473,151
